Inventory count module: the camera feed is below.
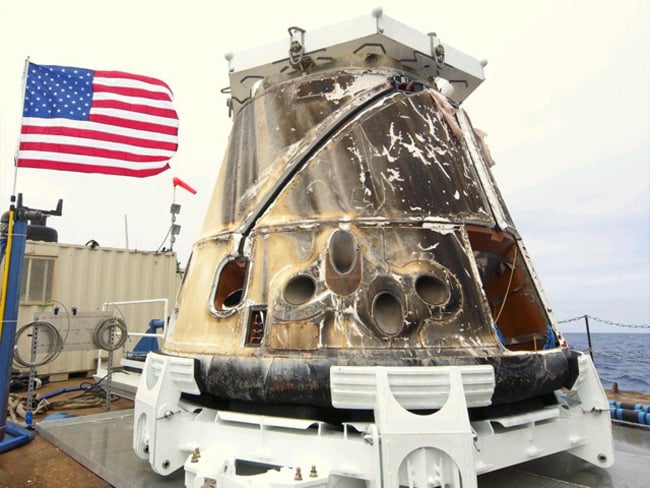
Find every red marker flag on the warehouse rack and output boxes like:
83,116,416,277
17,62,178,177
173,176,196,194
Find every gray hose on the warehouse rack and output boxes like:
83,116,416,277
13,321,64,367
93,317,128,351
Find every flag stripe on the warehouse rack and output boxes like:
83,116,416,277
21,117,178,145
93,83,172,101
20,133,176,157
92,92,175,110
92,99,178,119
89,107,179,127
18,159,169,177
21,126,178,153
88,113,178,135
95,70,173,91
93,75,173,97
19,150,171,170
20,142,172,163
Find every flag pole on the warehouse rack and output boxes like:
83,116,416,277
12,57,31,197
11,163,18,198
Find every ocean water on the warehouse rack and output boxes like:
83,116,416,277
564,333,650,394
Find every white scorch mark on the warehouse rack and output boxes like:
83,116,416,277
379,145,398,163
424,142,451,180
409,97,438,136
324,73,390,102
418,242,440,251
348,143,373,197
388,122,403,151
401,134,430,166
379,170,403,196
324,81,347,102
359,172,372,196
347,143,364,163
401,98,453,180
402,134,451,181
421,221,455,234
385,168,404,182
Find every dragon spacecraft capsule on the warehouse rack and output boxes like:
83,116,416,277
160,14,575,418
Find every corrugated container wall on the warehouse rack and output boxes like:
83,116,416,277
15,241,181,376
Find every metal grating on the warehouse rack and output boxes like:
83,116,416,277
330,364,495,409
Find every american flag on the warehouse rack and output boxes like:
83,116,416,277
17,62,178,177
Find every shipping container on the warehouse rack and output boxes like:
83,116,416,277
14,240,181,376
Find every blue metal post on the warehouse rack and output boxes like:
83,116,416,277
0,211,27,440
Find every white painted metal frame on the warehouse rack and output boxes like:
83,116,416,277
226,12,485,115
134,352,613,487
94,298,170,399
95,298,169,376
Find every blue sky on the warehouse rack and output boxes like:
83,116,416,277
0,0,648,333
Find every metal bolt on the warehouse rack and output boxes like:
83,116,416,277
294,467,303,481
309,465,318,477
191,447,201,463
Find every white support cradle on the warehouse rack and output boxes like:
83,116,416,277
133,352,614,488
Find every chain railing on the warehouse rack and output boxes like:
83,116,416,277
558,314,650,329
557,314,650,368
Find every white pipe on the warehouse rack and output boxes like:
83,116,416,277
126,332,165,339
102,298,168,327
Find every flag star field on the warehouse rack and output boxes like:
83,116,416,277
24,65,94,120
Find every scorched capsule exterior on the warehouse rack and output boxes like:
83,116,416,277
161,26,575,416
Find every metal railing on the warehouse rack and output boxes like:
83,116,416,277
95,298,168,410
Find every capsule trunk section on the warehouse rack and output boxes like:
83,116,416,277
164,64,571,409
